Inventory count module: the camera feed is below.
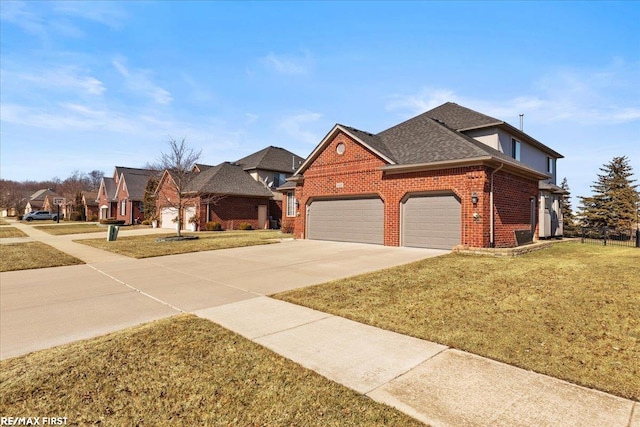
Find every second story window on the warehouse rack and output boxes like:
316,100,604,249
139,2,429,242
273,173,286,188
120,200,126,216
511,138,521,161
547,157,554,174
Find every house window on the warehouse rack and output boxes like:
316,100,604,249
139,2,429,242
273,173,286,188
120,200,126,216
547,157,554,174
511,139,521,161
286,192,296,217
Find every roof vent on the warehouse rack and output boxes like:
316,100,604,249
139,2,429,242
519,114,524,131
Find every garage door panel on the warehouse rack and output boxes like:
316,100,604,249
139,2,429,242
160,207,178,229
307,198,383,245
403,195,460,249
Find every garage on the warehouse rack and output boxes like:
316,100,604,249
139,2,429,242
307,197,384,244
160,207,178,229
402,194,461,249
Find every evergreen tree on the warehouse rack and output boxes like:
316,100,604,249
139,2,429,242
579,156,639,231
559,177,577,236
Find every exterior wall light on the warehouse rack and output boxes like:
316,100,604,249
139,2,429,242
471,192,479,205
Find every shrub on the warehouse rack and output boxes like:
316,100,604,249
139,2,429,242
238,222,253,230
280,219,294,234
17,215,23,221
99,218,126,225
70,212,83,221
204,221,223,231
89,215,98,222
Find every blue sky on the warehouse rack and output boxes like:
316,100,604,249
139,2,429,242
1,1,638,201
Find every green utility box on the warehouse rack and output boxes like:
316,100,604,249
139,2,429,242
107,225,120,241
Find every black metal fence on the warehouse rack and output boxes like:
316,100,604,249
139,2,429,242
580,227,640,248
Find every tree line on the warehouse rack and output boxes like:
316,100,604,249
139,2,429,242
0,170,105,216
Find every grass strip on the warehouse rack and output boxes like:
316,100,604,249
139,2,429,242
76,230,290,258
275,242,640,401
33,223,105,235
0,227,28,239
0,242,84,272
0,315,425,426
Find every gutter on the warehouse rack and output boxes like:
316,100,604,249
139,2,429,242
490,162,504,248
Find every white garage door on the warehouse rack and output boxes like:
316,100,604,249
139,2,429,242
307,198,384,245
160,207,178,229
402,194,461,249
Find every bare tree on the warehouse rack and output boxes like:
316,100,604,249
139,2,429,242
88,170,105,190
155,137,202,237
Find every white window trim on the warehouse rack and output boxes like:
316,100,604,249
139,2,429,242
120,199,126,216
286,192,296,217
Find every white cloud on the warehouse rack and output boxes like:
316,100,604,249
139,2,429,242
112,58,173,105
278,111,323,144
53,1,128,29
263,52,313,75
4,67,106,96
386,61,640,126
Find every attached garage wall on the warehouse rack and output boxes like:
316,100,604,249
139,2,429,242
160,207,178,229
307,197,383,244
402,194,461,249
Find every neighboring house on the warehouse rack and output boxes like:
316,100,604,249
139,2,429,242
82,191,99,220
96,167,157,224
235,146,304,227
96,177,117,220
155,162,274,231
24,189,58,213
42,194,68,218
285,102,563,249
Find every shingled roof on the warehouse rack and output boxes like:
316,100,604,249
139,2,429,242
114,167,157,201
186,162,273,197
235,146,304,173
423,102,502,130
295,102,551,180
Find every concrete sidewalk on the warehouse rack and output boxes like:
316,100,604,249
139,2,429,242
197,297,639,427
3,219,638,426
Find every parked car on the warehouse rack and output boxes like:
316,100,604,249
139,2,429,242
23,210,58,221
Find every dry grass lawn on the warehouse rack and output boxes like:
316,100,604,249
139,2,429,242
276,242,640,401
33,223,104,235
76,230,290,258
0,218,10,225
0,242,84,272
0,316,424,427
0,226,27,238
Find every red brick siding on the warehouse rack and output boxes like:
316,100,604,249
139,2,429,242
492,171,538,247
291,130,539,248
201,196,269,230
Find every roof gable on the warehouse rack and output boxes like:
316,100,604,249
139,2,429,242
29,189,57,201
116,168,156,200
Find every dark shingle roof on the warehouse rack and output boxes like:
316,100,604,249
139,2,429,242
102,177,117,201
235,146,304,173
187,162,273,197
423,102,502,130
339,125,396,161
115,167,157,201
82,191,98,206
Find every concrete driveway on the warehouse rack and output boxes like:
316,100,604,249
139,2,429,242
1,239,445,359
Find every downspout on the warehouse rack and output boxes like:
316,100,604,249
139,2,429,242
490,163,504,248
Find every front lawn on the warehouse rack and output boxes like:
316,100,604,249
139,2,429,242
275,242,640,401
0,242,84,272
0,316,424,426
0,227,27,239
33,223,104,235
76,230,291,258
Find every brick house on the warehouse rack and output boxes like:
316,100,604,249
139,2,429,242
155,162,274,231
234,146,304,227
81,191,99,220
284,102,563,249
97,167,156,224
